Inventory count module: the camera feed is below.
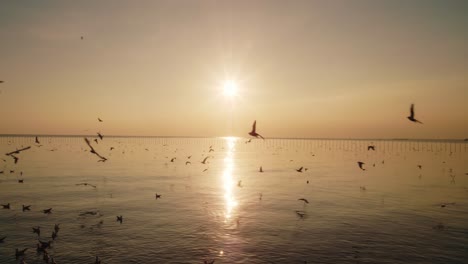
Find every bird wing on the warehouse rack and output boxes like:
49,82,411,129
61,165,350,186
251,120,257,133
410,104,415,118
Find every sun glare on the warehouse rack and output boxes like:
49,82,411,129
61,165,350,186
223,80,238,97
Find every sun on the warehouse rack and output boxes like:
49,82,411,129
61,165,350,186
223,80,238,97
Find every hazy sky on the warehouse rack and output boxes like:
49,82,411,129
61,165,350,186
0,0,467,139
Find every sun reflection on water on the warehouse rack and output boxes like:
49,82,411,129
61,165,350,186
222,137,238,220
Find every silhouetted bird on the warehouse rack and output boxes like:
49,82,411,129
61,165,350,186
417,165,422,169
32,227,40,236
76,183,97,188
35,136,40,144
94,138,99,144
259,166,263,172
1,203,10,209
368,145,375,151
84,138,107,162
245,138,252,144
22,205,31,212
18,179,24,183
295,210,306,218
201,156,209,164
155,193,161,199
11,155,19,164
98,117,103,122
185,161,191,165
357,162,366,171
248,120,265,139
116,215,123,224
170,157,176,162
43,208,52,214
296,167,303,173
298,198,309,204
237,180,243,188
15,248,28,259
407,104,423,124
97,132,103,140
202,168,208,172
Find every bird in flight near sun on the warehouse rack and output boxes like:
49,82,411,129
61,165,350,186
249,120,265,140
407,104,423,124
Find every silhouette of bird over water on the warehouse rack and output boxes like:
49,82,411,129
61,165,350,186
97,132,103,140
296,167,303,173
298,198,309,204
22,205,31,212
201,156,210,164
407,104,423,124
368,145,375,151
43,208,52,214
15,248,28,259
84,137,107,162
357,162,366,171
98,117,103,122
259,166,263,172
155,193,161,199
248,120,265,139
1,203,10,209
32,226,40,236
35,136,40,144
116,215,123,224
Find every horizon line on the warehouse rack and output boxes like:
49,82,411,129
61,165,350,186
0,133,466,142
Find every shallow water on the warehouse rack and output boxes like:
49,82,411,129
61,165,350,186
0,137,467,263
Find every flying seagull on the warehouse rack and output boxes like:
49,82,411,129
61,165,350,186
116,215,123,224
298,198,309,204
248,120,265,139
407,104,423,124
84,138,107,162
5,146,31,156
201,156,210,164
368,145,375,151
22,205,31,211
97,132,103,140
357,162,366,171
296,167,303,173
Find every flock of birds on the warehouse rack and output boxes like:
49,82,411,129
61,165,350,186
1,101,462,264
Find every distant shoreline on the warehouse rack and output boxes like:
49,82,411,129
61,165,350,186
0,134,466,143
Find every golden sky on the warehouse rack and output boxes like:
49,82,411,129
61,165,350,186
0,1,467,139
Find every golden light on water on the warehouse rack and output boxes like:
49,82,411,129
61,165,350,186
222,137,238,220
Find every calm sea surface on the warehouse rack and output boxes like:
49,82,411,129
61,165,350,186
0,137,467,263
